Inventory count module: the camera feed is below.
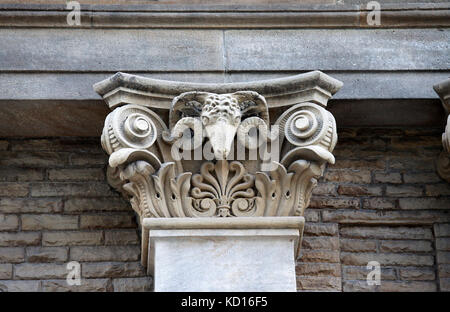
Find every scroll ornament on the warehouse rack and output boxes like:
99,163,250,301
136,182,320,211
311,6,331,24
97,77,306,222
101,91,337,220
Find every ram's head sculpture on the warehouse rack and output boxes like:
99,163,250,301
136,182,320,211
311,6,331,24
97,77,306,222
165,91,269,160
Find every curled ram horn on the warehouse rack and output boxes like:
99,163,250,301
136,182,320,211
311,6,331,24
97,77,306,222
233,91,270,125
237,117,269,150
109,148,161,170
163,117,204,151
169,91,211,130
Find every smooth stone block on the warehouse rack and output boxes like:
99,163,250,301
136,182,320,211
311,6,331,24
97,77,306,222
148,228,300,292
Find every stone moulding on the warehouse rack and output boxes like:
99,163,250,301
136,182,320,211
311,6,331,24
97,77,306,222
95,71,342,269
2,3,450,29
434,78,450,183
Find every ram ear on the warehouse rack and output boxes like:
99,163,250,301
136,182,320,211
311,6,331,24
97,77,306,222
169,92,212,129
232,91,269,125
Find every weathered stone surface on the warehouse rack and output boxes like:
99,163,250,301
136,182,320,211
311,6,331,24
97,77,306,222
0,183,29,197
435,223,450,237
225,29,450,71
362,198,396,210
113,277,152,292
0,151,67,167
82,262,145,278
440,278,450,291
436,238,450,251
399,198,450,210
0,263,12,279
21,214,78,231
80,214,136,230
70,246,140,262
0,198,62,214
340,226,432,240
437,251,450,264
340,239,377,252
337,185,382,196
303,223,338,237
340,252,434,266
48,168,105,181
373,172,402,184
302,237,339,251
26,247,68,263
300,250,340,263
323,210,449,225
42,278,111,292
0,280,40,292
342,266,396,281
0,168,45,182
0,232,40,247
43,231,103,247
309,197,360,209
438,264,450,278
0,29,224,72
0,214,19,231
380,240,433,253
296,263,340,277
403,172,441,184
0,247,24,263
64,198,129,213
399,268,436,281
386,185,423,197
15,263,68,279
342,280,377,292
31,182,114,197
379,281,437,292
104,230,139,246
297,276,341,291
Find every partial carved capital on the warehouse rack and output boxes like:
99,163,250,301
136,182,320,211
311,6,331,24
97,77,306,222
434,78,450,183
95,72,342,267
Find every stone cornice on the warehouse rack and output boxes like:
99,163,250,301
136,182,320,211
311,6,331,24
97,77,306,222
94,71,343,109
1,3,449,28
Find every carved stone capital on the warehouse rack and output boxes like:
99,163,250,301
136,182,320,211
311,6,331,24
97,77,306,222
434,78,450,183
95,71,342,268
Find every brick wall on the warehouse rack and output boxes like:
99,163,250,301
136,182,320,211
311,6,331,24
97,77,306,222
297,128,450,292
0,138,151,291
0,128,449,291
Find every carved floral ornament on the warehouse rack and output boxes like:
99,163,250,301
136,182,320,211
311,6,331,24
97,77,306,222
434,78,450,183
95,71,342,222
